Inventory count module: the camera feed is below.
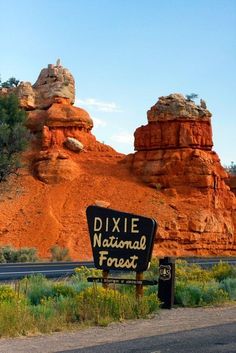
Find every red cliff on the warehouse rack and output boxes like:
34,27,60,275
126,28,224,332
0,72,235,259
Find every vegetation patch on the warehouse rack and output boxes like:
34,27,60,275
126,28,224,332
0,259,236,337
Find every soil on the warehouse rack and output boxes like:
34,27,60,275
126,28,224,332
0,150,178,260
0,147,235,260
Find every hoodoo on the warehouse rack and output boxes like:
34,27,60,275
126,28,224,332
0,61,115,184
124,94,236,255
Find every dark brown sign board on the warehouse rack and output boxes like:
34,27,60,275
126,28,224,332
86,206,157,272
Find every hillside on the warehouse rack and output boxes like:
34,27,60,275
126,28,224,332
0,62,236,260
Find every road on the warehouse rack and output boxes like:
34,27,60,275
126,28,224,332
0,261,94,281
56,322,236,353
1,257,236,281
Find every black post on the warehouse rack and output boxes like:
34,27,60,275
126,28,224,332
158,257,175,309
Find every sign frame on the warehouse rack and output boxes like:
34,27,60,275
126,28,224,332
86,205,157,273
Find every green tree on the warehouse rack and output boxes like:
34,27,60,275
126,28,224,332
0,94,29,181
0,77,20,88
186,93,198,101
226,162,236,175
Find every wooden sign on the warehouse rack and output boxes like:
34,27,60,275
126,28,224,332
86,206,157,272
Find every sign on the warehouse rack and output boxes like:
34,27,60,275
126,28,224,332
87,277,158,286
86,206,157,272
159,264,172,281
158,257,175,309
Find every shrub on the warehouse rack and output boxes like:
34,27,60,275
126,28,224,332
50,245,71,262
74,266,102,282
51,283,77,298
211,261,235,282
0,249,6,263
175,281,228,307
175,282,202,306
76,285,160,325
30,297,66,333
0,285,16,302
0,299,34,337
176,260,212,283
219,278,236,300
0,245,38,263
22,274,53,305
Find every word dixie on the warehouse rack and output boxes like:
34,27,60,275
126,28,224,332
93,216,140,233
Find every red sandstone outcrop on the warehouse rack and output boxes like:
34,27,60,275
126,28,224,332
227,175,236,195
126,94,228,192
124,93,236,255
0,61,75,110
0,61,115,184
1,68,235,258
32,62,75,109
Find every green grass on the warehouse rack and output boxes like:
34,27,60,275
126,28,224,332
174,259,236,307
0,267,160,337
0,260,236,337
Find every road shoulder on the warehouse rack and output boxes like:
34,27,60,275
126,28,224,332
0,304,236,353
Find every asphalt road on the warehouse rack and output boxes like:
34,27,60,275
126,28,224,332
56,322,236,353
0,261,94,281
1,258,236,281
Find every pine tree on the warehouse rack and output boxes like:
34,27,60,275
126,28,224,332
0,77,20,88
0,94,29,181
186,93,198,101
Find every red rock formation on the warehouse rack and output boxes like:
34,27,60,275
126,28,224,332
127,94,228,193
2,61,116,184
227,175,236,195
1,71,236,258
124,94,236,255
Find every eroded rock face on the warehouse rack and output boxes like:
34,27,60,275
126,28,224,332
32,64,75,109
135,94,213,151
227,175,236,195
124,93,236,255
0,61,75,110
127,94,227,192
2,61,115,184
15,82,36,109
147,93,212,121
34,150,80,184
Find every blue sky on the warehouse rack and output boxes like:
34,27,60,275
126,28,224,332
0,0,235,165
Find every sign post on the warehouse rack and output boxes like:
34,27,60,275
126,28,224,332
102,270,109,289
158,257,175,309
136,272,144,298
86,206,157,297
